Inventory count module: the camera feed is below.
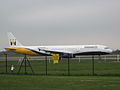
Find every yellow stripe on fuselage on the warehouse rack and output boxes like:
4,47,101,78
5,47,40,56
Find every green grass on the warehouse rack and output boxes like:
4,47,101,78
0,75,120,90
0,57,120,90
0,58,120,76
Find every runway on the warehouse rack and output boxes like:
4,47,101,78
0,56,119,61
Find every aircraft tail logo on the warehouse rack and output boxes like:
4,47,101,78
7,32,23,46
10,39,16,46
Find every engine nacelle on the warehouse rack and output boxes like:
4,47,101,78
61,54,75,58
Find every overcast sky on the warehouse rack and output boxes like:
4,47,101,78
0,0,120,50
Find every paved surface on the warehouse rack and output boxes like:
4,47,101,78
0,56,119,61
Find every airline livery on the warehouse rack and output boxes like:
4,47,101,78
5,32,112,58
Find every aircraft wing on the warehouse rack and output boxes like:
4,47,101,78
38,48,72,55
38,48,75,58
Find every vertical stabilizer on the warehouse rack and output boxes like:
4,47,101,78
7,32,23,46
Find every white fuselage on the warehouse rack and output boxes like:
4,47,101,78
20,45,112,55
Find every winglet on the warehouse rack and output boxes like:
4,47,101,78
7,32,23,46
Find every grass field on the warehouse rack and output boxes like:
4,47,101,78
0,56,120,89
0,57,120,76
0,75,120,90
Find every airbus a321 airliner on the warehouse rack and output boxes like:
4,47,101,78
5,32,112,58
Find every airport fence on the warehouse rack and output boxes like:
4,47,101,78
0,55,120,76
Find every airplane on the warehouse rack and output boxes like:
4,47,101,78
5,32,112,58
